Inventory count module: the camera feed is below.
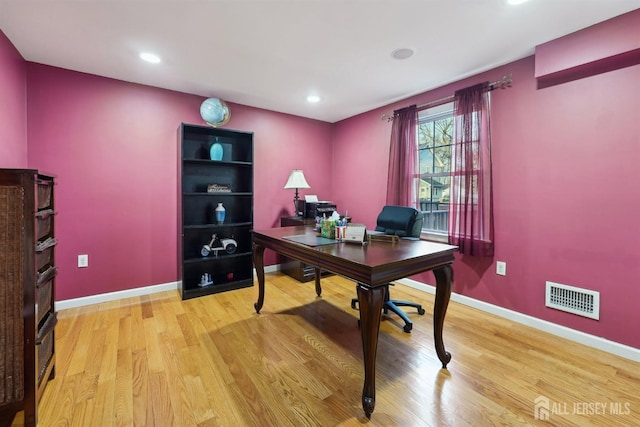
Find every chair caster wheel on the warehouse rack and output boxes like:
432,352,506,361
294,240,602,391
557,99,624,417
417,307,425,315
351,300,357,309
403,323,413,333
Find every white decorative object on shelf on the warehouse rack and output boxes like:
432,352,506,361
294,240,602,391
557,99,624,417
215,202,226,224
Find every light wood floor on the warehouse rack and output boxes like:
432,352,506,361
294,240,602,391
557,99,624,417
10,272,640,426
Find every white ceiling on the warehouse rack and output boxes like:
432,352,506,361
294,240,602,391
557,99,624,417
1,1,639,123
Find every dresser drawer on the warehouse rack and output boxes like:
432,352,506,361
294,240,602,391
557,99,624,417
301,264,318,280
36,209,55,241
37,180,53,210
36,246,54,271
36,278,53,326
36,313,57,385
37,265,58,286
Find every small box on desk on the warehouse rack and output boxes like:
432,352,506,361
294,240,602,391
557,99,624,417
320,219,336,239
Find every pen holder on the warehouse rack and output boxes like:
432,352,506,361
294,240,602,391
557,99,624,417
335,225,346,241
321,219,336,239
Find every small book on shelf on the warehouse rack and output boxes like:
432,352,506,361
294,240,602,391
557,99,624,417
207,183,231,193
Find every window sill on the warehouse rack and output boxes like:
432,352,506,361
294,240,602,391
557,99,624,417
420,231,449,244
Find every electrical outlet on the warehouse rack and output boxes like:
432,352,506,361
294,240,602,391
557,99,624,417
496,261,506,276
78,254,89,268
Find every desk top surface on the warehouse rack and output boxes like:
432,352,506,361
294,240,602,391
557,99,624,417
254,226,457,285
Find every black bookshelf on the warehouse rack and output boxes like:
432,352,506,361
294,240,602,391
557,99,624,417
177,123,254,300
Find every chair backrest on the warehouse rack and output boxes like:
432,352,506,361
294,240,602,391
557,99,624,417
374,205,423,238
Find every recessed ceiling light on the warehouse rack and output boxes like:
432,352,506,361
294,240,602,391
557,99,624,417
307,95,320,103
507,0,529,5
139,52,161,64
391,48,414,60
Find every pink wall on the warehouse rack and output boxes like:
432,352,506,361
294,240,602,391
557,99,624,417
0,30,27,167
26,64,332,301
332,56,640,349
5,12,639,349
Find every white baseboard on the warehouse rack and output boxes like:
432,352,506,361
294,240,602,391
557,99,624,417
397,278,640,362
263,265,280,274
55,271,637,362
54,266,283,311
55,281,180,311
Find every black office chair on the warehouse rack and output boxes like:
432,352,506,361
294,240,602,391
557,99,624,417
351,205,426,333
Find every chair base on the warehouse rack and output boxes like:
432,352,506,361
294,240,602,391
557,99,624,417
351,288,425,333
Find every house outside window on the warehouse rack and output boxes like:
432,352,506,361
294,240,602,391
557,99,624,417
417,103,453,239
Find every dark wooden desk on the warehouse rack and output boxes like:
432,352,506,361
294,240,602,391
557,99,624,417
252,226,457,418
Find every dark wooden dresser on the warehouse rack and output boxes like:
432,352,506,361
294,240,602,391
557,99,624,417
0,169,57,427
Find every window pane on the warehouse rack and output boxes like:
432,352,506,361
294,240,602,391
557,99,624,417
417,103,453,234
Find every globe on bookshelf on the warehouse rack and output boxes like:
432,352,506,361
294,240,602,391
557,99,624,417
200,98,231,127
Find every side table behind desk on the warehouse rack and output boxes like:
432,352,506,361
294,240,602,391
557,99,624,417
279,217,333,282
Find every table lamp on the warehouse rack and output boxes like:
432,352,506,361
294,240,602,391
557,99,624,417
284,169,310,217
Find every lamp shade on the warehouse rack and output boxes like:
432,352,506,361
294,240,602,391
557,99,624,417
284,170,311,189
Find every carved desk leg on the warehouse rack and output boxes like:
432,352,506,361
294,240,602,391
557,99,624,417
314,267,322,296
356,283,385,418
253,243,266,313
433,264,454,368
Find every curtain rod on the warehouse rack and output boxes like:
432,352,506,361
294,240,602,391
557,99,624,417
381,73,513,122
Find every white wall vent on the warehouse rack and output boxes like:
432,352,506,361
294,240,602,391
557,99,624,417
545,281,600,320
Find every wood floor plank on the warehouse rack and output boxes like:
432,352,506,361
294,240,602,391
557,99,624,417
114,346,134,426
131,349,154,427
143,316,164,374
177,344,243,426
94,318,119,426
157,333,198,426
149,371,177,426
208,328,282,426
11,272,640,426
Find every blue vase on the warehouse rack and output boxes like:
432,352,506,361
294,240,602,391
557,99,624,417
215,203,226,224
210,139,223,161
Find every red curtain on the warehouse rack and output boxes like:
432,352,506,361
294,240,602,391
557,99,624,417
449,83,494,256
386,105,418,207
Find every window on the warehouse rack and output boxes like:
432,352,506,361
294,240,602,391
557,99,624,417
417,103,453,236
